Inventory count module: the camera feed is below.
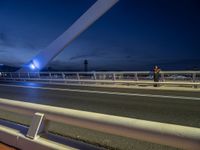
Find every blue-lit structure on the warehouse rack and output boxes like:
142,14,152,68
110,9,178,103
19,0,118,72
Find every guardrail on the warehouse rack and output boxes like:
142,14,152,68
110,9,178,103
0,71,200,88
0,98,200,150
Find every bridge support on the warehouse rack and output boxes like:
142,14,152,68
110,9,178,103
19,0,119,72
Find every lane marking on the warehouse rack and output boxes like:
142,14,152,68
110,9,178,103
0,83,200,101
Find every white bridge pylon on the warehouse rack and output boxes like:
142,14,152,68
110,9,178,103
19,0,119,72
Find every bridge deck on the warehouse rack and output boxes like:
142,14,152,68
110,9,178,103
0,81,200,150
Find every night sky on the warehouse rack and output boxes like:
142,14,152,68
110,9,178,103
0,0,200,71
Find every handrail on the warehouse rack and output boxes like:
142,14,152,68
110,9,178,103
0,71,200,88
1,70,200,74
1,77,200,85
0,98,200,149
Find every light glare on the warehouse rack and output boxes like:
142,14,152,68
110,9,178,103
30,63,36,70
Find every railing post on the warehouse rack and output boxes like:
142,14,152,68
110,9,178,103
192,73,196,82
77,73,80,80
49,72,52,79
11,73,15,81
161,73,165,82
38,72,40,79
192,73,197,88
49,72,52,83
9,72,12,79
113,73,116,81
93,72,96,80
62,72,65,80
27,72,30,79
2,73,5,80
135,73,138,81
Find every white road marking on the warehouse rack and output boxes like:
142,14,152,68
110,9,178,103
0,83,200,101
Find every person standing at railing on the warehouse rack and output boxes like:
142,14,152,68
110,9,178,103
153,65,161,87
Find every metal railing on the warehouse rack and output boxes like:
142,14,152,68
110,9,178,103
0,71,200,88
0,98,200,150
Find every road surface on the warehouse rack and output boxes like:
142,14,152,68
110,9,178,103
0,81,200,150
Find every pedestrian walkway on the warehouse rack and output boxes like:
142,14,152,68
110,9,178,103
0,143,17,150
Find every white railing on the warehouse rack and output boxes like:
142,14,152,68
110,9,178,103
0,71,200,88
0,98,200,150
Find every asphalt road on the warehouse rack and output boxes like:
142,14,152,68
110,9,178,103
0,81,200,150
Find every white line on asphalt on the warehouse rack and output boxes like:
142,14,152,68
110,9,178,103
0,83,200,101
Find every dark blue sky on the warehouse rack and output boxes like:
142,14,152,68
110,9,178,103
0,0,200,71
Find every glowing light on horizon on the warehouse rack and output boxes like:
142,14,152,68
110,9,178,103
29,60,40,70
29,63,36,70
